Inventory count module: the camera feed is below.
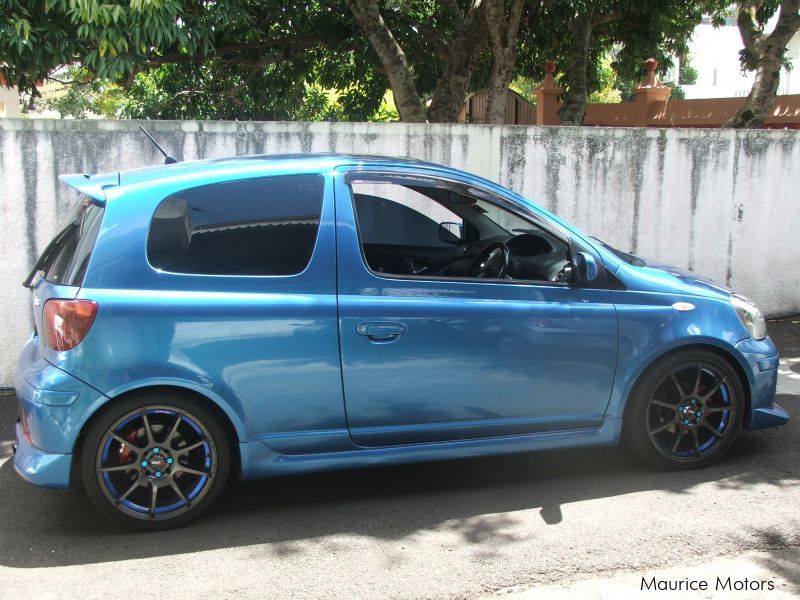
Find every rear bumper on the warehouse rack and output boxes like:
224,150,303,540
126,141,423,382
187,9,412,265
14,336,107,489
13,423,71,490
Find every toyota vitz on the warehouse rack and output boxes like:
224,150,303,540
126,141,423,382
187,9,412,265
14,154,788,528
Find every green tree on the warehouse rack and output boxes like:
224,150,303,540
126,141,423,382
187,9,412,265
345,0,488,122
1,0,750,126
42,66,124,118
678,53,699,85
554,0,727,126
0,0,389,120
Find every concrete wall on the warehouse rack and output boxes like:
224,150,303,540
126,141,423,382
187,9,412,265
1,119,798,387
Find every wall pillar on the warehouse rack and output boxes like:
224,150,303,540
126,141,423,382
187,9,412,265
534,62,562,126
633,59,670,125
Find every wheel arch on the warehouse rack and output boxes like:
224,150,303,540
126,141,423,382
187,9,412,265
620,342,752,428
71,384,243,485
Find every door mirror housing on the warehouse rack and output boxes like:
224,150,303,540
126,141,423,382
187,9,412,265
439,222,463,244
575,252,599,282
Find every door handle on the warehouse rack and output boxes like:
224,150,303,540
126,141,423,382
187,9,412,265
356,321,407,342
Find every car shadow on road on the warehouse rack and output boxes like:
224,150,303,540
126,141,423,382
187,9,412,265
0,395,797,570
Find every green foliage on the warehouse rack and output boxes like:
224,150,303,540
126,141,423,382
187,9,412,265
42,66,124,118
667,82,686,99
0,0,735,122
615,80,638,102
509,77,538,105
587,53,622,103
588,87,622,103
367,92,400,122
511,1,723,105
679,64,699,85
1,0,395,120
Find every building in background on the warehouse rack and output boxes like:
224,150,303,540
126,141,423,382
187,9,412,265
681,14,800,99
0,76,21,118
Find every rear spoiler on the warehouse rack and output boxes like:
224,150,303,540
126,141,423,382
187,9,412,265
58,172,120,206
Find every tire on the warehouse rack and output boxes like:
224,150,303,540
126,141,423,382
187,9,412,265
80,391,231,529
624,350,745,470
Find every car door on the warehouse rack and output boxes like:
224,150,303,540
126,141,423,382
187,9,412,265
334,167,619,447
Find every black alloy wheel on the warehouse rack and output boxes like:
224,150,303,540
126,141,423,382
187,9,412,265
81,392,231,529
625,350,744,469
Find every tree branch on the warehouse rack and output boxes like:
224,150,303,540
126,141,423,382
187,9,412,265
593,10,623,27
770,0,800,47
144,37,320,67
385,12,451,57
443,0,468,32
508,0,526,36
735,1,762,55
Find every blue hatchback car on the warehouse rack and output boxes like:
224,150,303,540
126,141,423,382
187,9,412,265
14,153,788,528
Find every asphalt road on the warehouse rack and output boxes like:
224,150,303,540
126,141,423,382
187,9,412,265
0,319,798,600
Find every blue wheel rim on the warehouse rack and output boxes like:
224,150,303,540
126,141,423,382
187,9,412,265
96,405,217,520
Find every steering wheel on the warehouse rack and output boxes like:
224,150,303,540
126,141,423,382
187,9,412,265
470,242,510,279
551,261,573,282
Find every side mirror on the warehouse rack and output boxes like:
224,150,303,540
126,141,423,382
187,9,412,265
439,222,463,244
575,252,599,282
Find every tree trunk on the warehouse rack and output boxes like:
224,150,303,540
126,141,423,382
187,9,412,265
557,10,594,126
725,51,784,127
345,0,427,122
486,48,517,124
484,0,525,125
428,0,488,123
724,0,800,128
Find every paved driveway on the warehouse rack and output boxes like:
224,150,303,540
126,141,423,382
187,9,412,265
1,320,798,599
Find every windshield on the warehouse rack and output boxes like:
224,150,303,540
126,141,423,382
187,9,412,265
465,199,541,236
591,237,646,267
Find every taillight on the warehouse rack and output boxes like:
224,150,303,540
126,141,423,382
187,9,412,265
42,299,98,351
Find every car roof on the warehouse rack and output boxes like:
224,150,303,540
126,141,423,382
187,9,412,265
66,153,449,201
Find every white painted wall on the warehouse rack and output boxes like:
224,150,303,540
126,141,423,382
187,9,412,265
0,119,798,386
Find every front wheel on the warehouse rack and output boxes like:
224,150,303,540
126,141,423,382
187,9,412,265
80,392,231,529
624,350,744,470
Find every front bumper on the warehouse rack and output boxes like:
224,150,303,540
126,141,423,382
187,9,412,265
734,336,789,431
13,423,71,489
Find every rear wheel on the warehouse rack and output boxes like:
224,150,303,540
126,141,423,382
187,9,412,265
80,392,231,529
625,350,744,469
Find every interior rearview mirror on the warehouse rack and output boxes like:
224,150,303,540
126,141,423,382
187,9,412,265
439,222,463,244
575,252,599,282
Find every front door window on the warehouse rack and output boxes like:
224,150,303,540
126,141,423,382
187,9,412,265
349,175,572,283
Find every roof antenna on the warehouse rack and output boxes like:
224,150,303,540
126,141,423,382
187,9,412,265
138,125,178,164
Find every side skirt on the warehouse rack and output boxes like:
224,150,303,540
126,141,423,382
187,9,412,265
239,418,623,480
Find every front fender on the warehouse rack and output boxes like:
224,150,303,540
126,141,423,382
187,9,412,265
606,291,751,421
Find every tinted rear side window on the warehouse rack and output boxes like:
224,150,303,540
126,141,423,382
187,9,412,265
148,175,324,276
32,196,104,287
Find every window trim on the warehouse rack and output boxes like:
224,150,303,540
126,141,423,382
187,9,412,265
346,171,577,288
145,174,326,279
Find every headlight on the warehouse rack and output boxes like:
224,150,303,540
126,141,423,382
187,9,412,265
731,294,767,340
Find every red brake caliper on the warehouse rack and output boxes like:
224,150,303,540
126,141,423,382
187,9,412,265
118,428,139,464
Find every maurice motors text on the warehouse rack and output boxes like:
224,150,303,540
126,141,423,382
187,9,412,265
641,576,775,592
